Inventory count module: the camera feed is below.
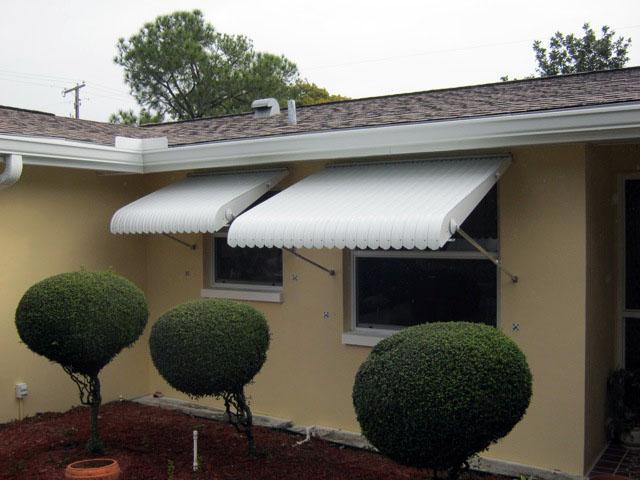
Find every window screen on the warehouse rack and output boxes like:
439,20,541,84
626,318,640,370
441,185,498,252
355,256,497,329
214,236,282,287
353,184,498,330
626,180,640,310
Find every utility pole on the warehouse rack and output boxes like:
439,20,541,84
62,82,86,119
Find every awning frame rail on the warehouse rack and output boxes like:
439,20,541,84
284,247,336,276
455,225,518,284
163,233,197,250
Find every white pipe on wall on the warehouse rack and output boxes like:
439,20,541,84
0,154,23,190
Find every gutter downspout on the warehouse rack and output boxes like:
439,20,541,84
0,154,23,190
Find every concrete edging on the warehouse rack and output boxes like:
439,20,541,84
133,395,583,480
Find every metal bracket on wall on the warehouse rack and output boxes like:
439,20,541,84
456,226,518,284
284,247,335,276
163,233,197,251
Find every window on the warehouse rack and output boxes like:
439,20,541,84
349,186,498,339
202,191,283,303
212,233,282,288
623,179,640,369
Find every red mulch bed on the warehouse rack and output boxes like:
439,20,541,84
0,401,505,480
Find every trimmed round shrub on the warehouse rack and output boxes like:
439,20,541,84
15,270,148,453
16,270,149,375
352,322,532,473
150,298,270,455
149,298,270,397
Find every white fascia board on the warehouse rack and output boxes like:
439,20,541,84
0,134,143,173
0,102,639,174
115,136,169,151
142,102,640,173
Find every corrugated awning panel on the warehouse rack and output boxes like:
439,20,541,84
227,156,510,250
110,169,287,234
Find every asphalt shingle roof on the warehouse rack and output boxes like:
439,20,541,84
1,67,639,148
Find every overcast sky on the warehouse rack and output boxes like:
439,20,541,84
1,0,638,122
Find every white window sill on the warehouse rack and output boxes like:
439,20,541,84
342,331,393,347
201,288,283,304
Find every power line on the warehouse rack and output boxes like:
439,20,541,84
0,68,131,99
0,68,77,83
302,23,640,72
304,39,532,72
1,21,638,84
0,73,132,104
0,75,67,89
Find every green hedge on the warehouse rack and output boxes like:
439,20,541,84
352,322,532,471
149,299,270,397
15,271,149,375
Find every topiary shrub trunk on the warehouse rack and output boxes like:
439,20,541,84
65,368,103,453
222,389,255,455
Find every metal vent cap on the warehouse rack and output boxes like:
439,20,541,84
251,98,280,118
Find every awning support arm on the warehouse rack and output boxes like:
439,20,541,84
455,226,518,284
163,233,197,251
284,247,335,276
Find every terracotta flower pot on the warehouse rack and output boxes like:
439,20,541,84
64,458,121,480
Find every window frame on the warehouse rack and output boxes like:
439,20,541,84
349,247,500,339
209,231,283,292
618,175,640,368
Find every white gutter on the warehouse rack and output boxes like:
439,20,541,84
0,102,638,174
142,102,640,172
0,154,23,190
0,134,143,173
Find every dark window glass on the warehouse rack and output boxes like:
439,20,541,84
355,256,497,329
214,236,282,287
626,319,640,370
440,185,498,252
626,180,640,310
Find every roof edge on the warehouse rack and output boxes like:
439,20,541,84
143,102,640,172
2,101,639,174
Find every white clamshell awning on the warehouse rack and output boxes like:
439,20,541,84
110,169,287,234
228,156,510,250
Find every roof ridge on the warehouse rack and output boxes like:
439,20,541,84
141,66,640,127
0,104,146,135
0,105,55,116
295,65,640,106
141,110,254,128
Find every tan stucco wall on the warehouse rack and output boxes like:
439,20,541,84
0,165,150,422
584,146,616,470
483,145,587,475
0,144,603,476
142,146,590,476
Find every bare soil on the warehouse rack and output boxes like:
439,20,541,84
0,401,506,480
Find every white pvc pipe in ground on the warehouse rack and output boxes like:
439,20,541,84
193,430,198,472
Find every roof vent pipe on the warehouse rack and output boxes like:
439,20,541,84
251,98,280,118
0,154,23,191
287,100,297,125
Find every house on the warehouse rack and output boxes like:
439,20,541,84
1,67,640,478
